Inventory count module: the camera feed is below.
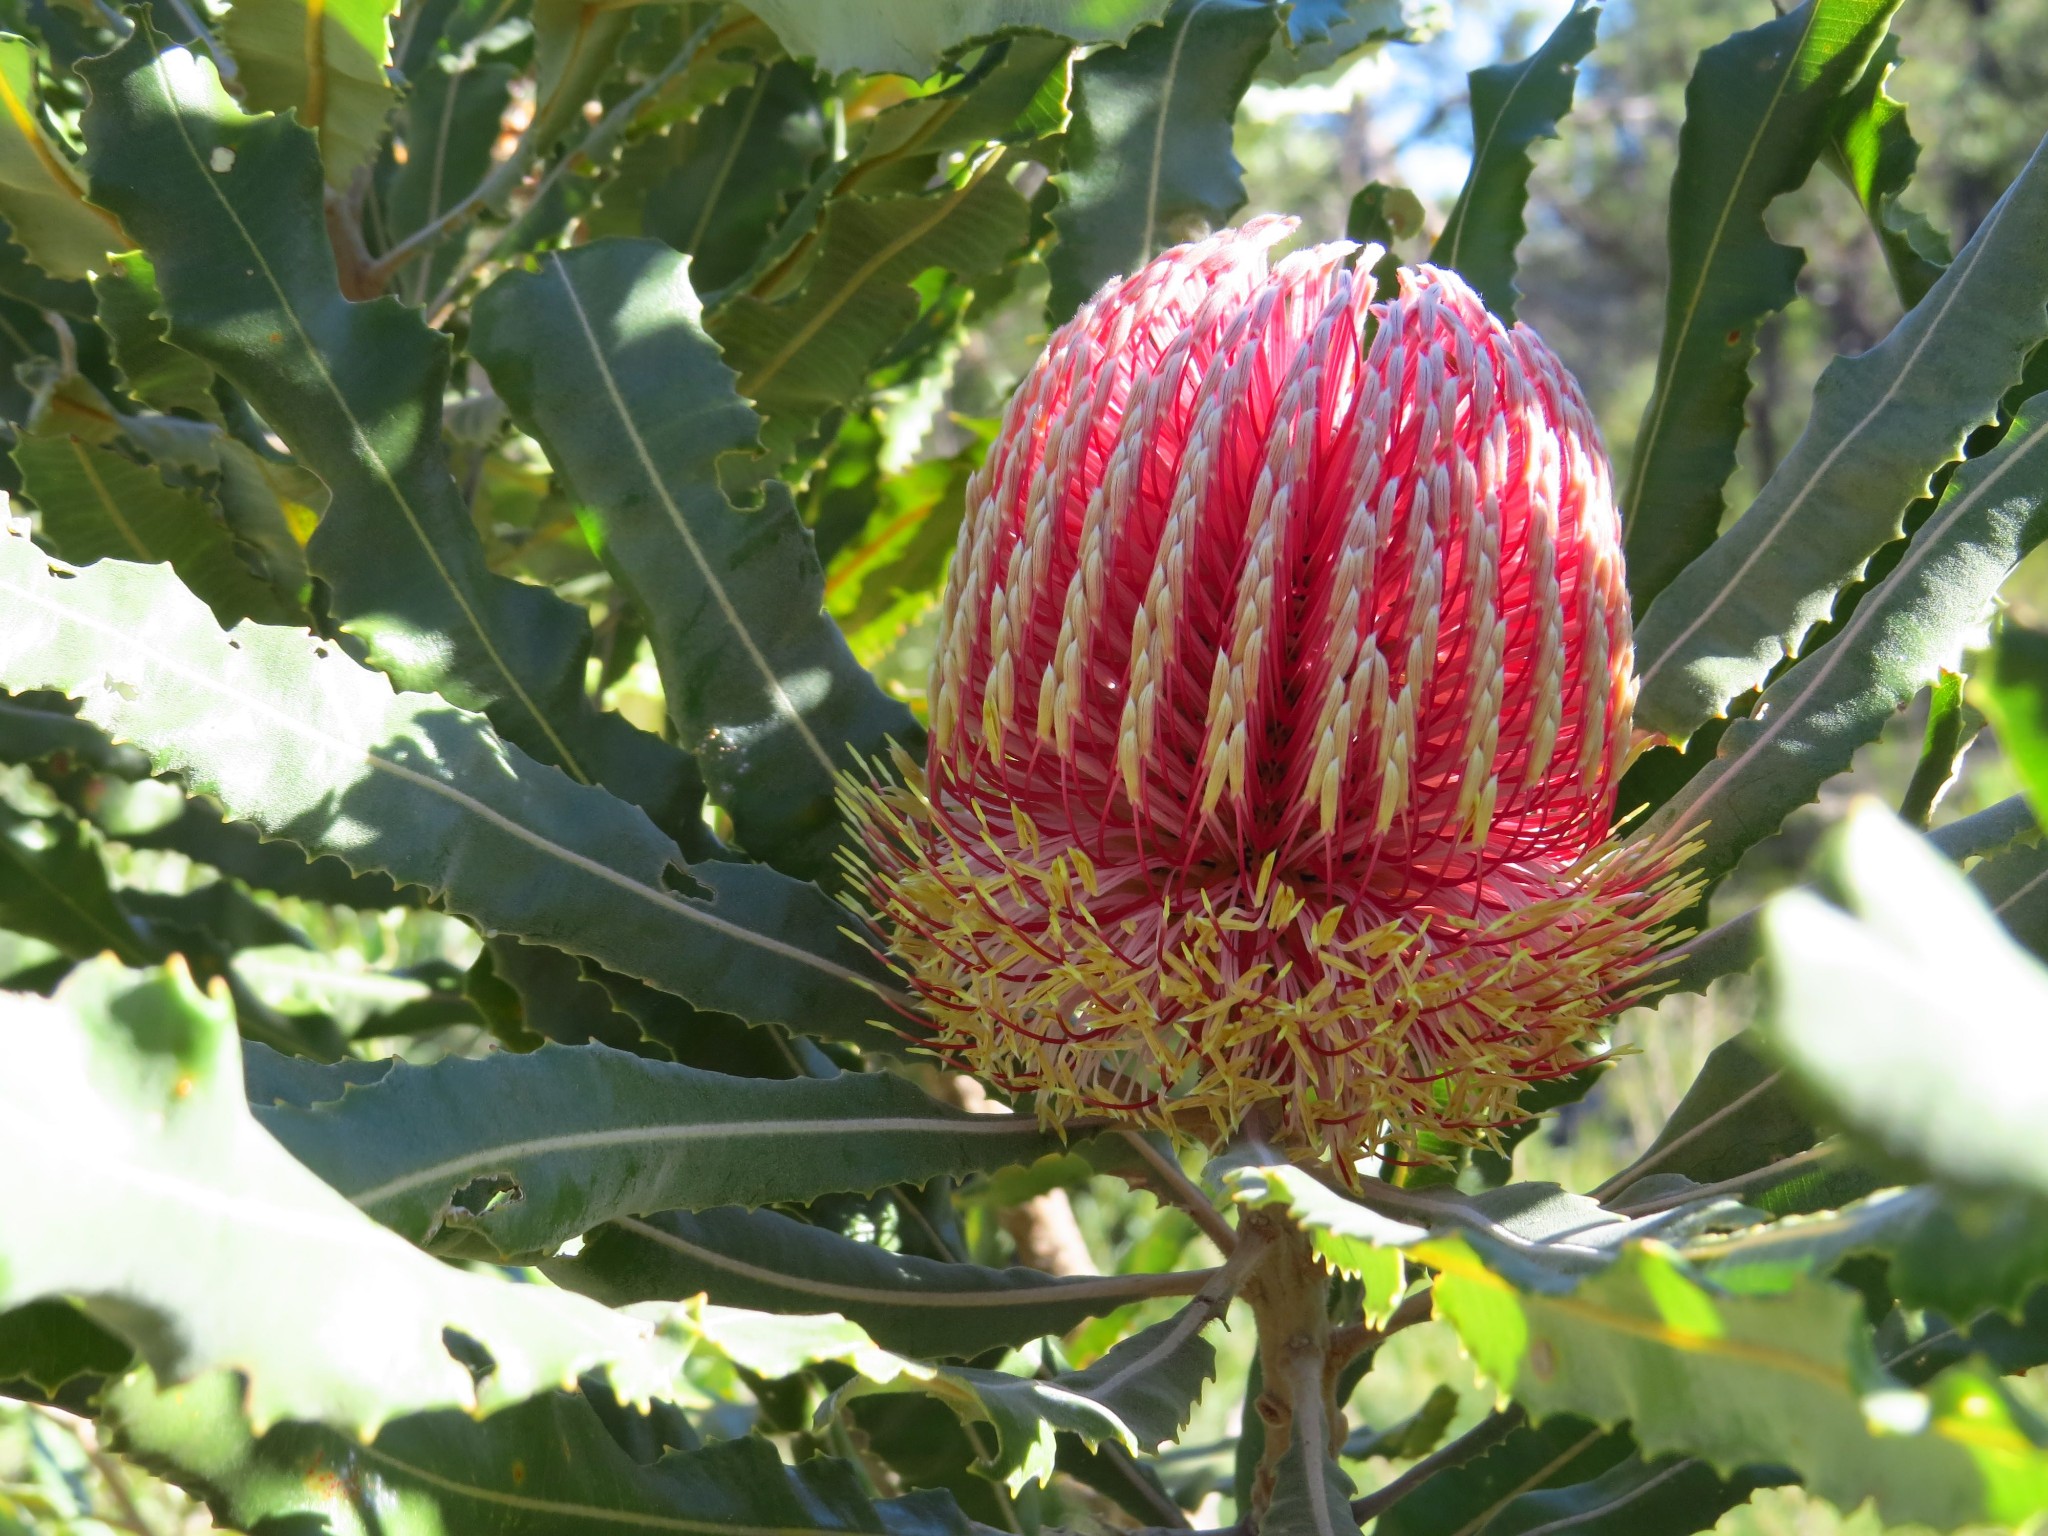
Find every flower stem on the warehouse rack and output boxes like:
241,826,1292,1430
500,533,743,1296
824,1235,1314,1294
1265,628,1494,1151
1238,1200,1340,1524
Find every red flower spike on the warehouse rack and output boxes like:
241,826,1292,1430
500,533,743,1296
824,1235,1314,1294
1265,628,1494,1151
842,219,1699,1171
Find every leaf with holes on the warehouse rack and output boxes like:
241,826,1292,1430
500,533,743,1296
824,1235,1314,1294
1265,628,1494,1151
79,25,704,839
0,960,684,1436
547,1206,1210,1359
1653,392,2048,884
1619,0,1896,614
1635,134,2048,741
1045,0,1275,324
471,239,915,881
1430,2,1599,325
255,1043,1060,1262
14,434,300,627
222,0,401,186
0,526,902,1045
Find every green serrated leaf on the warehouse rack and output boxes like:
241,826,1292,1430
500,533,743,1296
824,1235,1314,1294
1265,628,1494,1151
0,526,904,1043
107,1368,977,1536
1760,802,2048,1200
596,60,826,294
1045,0,1274,324
471,239,916,881
1430,1,1599,325
1619,0,1897,613
0,33,123,278
1342,1382,1457,1462
379,55,516,304
91,250,220,419
1634,135,2048,742
1478,1453,1784,1536
743,0,1168,79
0,798,154,963
223,0,401,186
80,24,707,839
1265,0,1446,81
14,433,301,626
547,1206,1203,1359
1651,393,2048,884
1610,1032,1816,1194
1374,1416,1632,1536
833,1302,1216,1492
0,960,684,1436
255,1044,1060,1262
1823,34,1949,310
1423,1231,2048,1529
713,160,1029,467
0,1300,133,1404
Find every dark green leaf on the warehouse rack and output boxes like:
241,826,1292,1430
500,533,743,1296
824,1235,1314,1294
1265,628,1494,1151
713,162,1030,466
1430,1,1599,325
108,1369,976,1536
1651,392,2048,885
1045,0,1274,323
1342,1382,1457,1462
14,433,301,626
80,24,705,838
1608,1032,1815,1192
1480,1453,1785,1536
1823,34,1949,310
471,239,916,880
92,250,220,420
255,1044,1060,1262
1972,839,2048,962
600,61,826,293
1634,134,2048,740
1375,1417,1631,1536
1619,0,1897,613
379,55,517,304
548,1206,1208,1359
0,960,684,1435
0,525,906,1042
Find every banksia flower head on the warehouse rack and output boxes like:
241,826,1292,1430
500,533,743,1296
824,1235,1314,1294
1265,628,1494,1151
844,218,1696,1169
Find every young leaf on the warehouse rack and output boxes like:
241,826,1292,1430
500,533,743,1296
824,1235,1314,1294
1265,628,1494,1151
471,240,916,881
832,1304,1217,1491
743,0,1170,79
1823,35,1949,310
0,34,123,278
1045,0,1276,324
1981,620,2048,824
222,0,401,186
1758,802,2048,1200
0,527,903,1043
1634,133,2048,743
1422,1232,2048,1529
106,1369,977,1536
79,25,704,837
1654,393,2048,884
712,163,1030,467
256,1044,1062,1262
13,434,301,626
1430,1,1600,325
0,960,684,1436
548,1207,1207,1359
1619,0,1898,613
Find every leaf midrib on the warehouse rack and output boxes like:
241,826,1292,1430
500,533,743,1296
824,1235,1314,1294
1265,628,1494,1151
144,47,589,782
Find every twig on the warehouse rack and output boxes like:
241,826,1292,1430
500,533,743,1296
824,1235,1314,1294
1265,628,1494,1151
1120,1130,1237,1252
1329,1285,1434,1368
39,1409,161,1536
